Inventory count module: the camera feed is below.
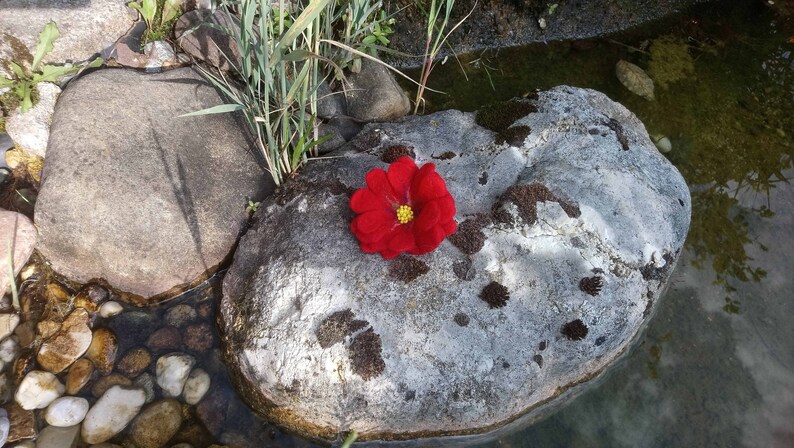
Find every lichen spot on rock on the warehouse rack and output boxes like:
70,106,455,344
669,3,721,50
579,276,604,296
315,310,368,349
561,319,589,341
479,281,510,309
475,100,537,133
348,328,385,381
388,256,429,283
453,313,470,327
380,144,416,163
448,214,490,255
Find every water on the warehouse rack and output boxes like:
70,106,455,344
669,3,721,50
3,0,792,446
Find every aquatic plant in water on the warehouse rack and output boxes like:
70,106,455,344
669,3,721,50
349,157,457,259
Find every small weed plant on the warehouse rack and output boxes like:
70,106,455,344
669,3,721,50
0,22,101,113
187,0,414,186
129,0,183,44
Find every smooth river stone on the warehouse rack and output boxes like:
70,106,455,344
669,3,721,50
65,358,94,395
81,385,146,444
37,308,93,373
36,424,80,448
129,399,183,448
182,368,210,405
86,327,118,375
156,353,195,397
44,396,90,427
14,370,64,410
0,313,19,342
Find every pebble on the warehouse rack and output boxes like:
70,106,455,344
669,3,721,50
0,313,20,341
36,320,62,340
183,368,210,405
0,408,8,447
131,372,155,405
147,326,182,352
99,301,123,318
37,308,93,373
81,385,146,444
86,327,118,374
156,353,195,397
13,320,35,348
35,424,80,448
117,347,152,377
653,135,673,153
72,284,109,313
0,372,9,402
171,444,194,448
12,350,35,384
164,304,197,328
14,370,64,409
91,372,133,398
0,336,17,363
5,401,36,442
44,396,89,427
129,399,183,448
184,322,213,352
65,358,94,395
46,283,71,303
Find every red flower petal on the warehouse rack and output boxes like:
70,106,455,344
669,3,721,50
411,164,447,205
412,226,446,254
441,219,457,235
388,227,416,253
387,157,418,203
350,188,391,214
353,210,393,235
414,201,440,232
435,194,456,220
366,168,398,203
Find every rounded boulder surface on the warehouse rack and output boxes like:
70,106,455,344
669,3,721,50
35,67,271,303
219,87,692,440
129,399,183,448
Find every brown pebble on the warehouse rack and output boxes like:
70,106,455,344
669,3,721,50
36,320,61,340
46,282,71,303
12,350,35,386
197,301,213,319
73,284,109,313
91,372,133,398
86,327,119,374
14,321,36,348
184,323,214,353
66,358,95,395
147,326,183,353
37,308,93,373
6,401,37,442
117,347,153,377
129,399,184,448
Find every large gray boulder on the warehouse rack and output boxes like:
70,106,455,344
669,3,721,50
219,86,691,440
36,67,270,303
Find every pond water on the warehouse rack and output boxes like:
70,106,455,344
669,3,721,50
2,0,792,446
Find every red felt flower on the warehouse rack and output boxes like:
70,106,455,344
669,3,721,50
350,157,457,259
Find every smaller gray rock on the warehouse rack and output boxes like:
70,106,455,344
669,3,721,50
156,353,195,397
182,368,210,405
0,371,10,403
4,82,61,157
44,396,89,427
345,59,410,122
144,40,177,72
14,370,65,410
0,313,19,343
316,81,347,119
81,385,146,444
0,210,37,298
0,336,18,363
174,9,241,71
134,372,157,404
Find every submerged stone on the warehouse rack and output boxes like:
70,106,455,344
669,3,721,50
219,86,691,441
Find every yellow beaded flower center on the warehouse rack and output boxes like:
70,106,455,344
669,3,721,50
396,205,414,224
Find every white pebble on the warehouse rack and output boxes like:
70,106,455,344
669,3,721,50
99,301,124,318
156,353,195,397
81,385,146,444
0,313,20,342
14,370,65,410
182,368,210,405
0,336,19,363
0,408,9,447
44,396,90,427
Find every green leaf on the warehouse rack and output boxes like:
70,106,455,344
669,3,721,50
178,103,245,117
362,35,377,45
0,76,14,88
129,0,157,26
10,62,26,79
14,81,33,113
161,0,182,24
281,49,311,62
32,21,60,71
32,63,79,83
272,0,332,65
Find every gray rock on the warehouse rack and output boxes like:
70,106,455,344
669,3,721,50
35,424,80,448
344,59,410,122
219,86,691,440
0,313,19,342
182,368,210,405
0,408,8,446
143,40,177,72
4,82,61,157
174,9,241,72
164,304,197,328
35,67,271,301
0,0,135,65
0,209,37,298
316,81,347,120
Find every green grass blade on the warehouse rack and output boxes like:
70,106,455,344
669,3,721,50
178,103,245,117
